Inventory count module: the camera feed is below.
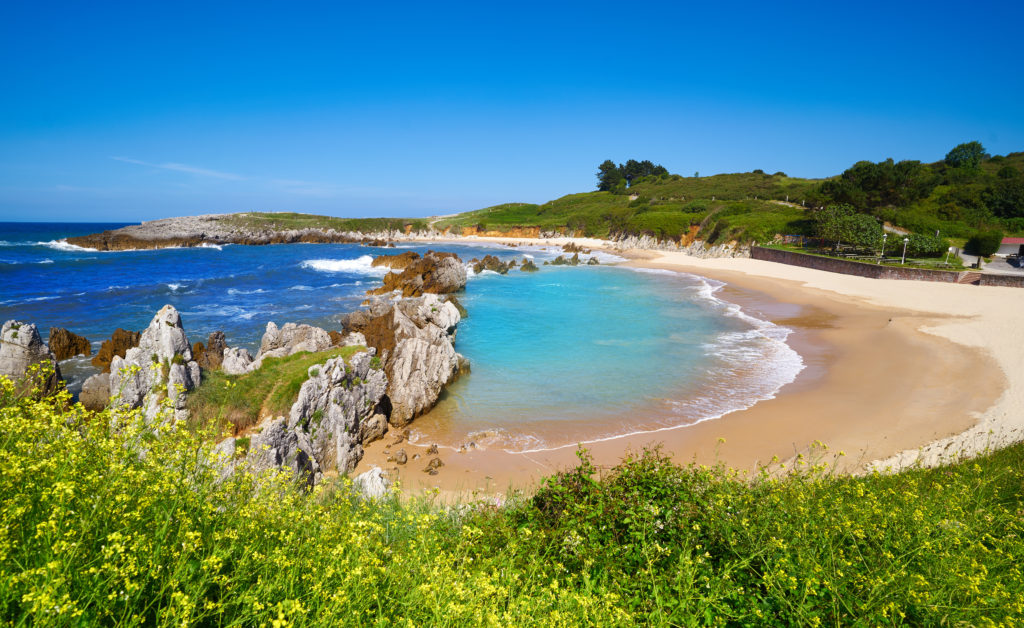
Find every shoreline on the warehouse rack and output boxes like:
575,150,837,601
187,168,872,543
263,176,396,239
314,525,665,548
355,236,1016,497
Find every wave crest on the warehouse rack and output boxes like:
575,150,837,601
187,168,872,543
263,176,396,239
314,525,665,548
300,256,389,276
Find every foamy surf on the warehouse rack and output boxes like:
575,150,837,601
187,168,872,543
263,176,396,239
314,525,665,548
300,255,390,276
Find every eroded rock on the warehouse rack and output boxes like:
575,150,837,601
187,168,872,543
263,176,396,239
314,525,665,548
0,321,61,394
91,328,141,372
366,251,467,298
48,327,91,361
193,331,227,371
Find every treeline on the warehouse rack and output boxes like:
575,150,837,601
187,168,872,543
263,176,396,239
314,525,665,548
596,159,668,191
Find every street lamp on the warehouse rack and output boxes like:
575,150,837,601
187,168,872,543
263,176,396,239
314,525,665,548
879,233,888,264
944,246,954,265
901,237,909,265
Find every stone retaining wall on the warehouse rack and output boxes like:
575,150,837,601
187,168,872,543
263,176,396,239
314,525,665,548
751,247,959,283
978,274,1024,288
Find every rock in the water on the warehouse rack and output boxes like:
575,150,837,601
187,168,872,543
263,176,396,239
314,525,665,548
108,305,200,423
353,466,391,499
587,256,600,265
371,250,420,270
366,251,467,298
221,347,255,375
0,321,61,394
48,327,91,361
79,372,110,411
424,457,444,473
193,331,227,371
92,328,141,372
520,258,540,272
471,254,511,275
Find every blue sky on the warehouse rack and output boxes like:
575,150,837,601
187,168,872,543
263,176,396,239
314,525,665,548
1,0,1022,222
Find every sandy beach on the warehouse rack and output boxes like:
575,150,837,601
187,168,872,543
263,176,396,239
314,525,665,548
355,236,1023,497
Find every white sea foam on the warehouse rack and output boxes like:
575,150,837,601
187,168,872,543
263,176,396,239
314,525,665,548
166,283,185,291
197,242,223,250
37,258,54,264
300,255,389,276
41,239,97,252
288,285,313,291
227,288,266,295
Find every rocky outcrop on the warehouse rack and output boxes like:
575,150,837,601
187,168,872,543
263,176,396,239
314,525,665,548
193,331,227,371
353,467,392,499
611,234,750,258
371,250,420,270
220,347,255,375
92,328,141,372
343,293,463,427
79,372,110,411
108,305,200,423
471,255,511,275
366,251,467,298
48,328,91,361
520,258,540,272
0,321,62,394
245,350,388,484
546,253,581,266
257,322,333,359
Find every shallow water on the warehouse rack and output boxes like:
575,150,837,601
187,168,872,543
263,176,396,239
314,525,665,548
0,222,803,450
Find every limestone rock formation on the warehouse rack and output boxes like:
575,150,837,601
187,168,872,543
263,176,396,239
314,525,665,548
252,321,333,369
353,467,392,499
221,347,255,375
108,305,200,423
344,293,463,427
520,258,540,272
366,251,467,298
0,321,62,394
193,331,227,371
245,350,389,484
371,250,420,269
92,328,141,372
79,372,110,411
48,327,91,361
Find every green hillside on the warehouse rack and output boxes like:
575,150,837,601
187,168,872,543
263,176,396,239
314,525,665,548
435,146,1024,247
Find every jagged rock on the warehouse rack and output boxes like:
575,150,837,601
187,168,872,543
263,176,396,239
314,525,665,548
446,295,468,318
562,242,591,254
359,413,388,444
548,253,581,266
91,328,141,372
48,328,91,361
587,256,600,265
79,372,110,411
284,351,388,474
393,449,408,465
366,251,467,297
246,418,318,486
371,250,420,269
212,437,237,482
0,321,61,394
353,466,391,499
520,258,539,272
328,330,345,346
108,305,200,424
426,444,439,455
221,347,255,375
252,322,333,369
193,331,227,370
472,254,511,275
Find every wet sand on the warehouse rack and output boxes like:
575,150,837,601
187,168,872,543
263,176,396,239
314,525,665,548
355,241,1013,498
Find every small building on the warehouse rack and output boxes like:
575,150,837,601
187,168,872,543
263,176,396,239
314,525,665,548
997,237,1024,257
999,236,1024,256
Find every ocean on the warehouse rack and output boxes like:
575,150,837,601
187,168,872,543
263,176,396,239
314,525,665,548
0,222,803,452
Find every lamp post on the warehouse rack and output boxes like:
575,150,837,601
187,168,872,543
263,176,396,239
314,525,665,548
879,233,888,264
901,237,909,265
944,246,953,265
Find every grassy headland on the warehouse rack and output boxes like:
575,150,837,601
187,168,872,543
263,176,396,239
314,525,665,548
3,377,1023,625
221,212,430,234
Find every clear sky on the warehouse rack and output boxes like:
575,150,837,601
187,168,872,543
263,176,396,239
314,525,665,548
2,0,1022,222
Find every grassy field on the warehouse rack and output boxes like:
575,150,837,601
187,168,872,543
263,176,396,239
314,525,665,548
186,346,366,436
222,212,431,234
3,373,1023,625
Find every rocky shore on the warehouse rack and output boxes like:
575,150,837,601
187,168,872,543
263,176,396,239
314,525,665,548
63,211,751,258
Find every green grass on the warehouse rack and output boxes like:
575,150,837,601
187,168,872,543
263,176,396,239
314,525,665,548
222,212,431,234
186,345,366,435
3,375,1024,625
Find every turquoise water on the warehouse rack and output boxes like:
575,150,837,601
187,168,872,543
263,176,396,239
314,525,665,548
0,223,803,450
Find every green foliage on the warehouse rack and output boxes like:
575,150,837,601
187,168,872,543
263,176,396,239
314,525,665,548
4,379,1024,625
964,229,1005,256
945,140,988,170
369,355,382,370
224,212,430,234
813,204,883,248
903,232,949,257
186,345,365,435
596,159,623,191
985,178,1024,218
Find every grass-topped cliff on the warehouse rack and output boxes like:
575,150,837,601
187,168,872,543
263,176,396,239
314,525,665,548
3,376,1023,624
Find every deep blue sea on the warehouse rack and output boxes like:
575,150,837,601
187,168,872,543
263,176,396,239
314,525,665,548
0,222,803,451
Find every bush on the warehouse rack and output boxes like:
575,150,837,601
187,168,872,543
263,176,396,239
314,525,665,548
964,229,1004,256
904,233,949,257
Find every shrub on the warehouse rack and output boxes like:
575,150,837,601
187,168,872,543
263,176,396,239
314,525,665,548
964,229,1004,256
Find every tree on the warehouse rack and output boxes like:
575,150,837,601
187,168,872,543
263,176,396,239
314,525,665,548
944,141,988,170
596,160,623,191
985,178,1024,218
964,230,1004,256
813,204,882,249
